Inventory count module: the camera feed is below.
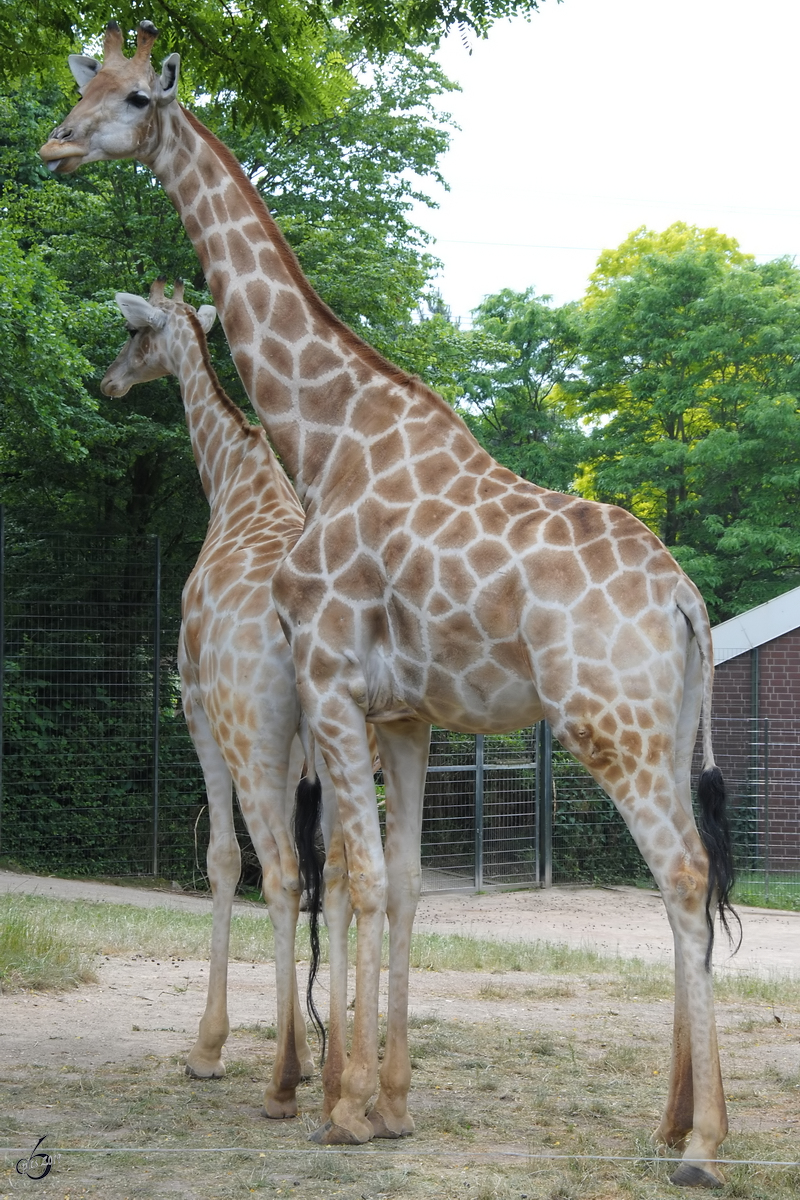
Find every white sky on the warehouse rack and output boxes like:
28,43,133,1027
415,0,800,323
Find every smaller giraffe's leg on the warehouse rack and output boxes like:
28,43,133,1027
241,735,310,1119
367,720,430,1139
319,808,353,1119
262,852,304,1119
303,697,385,1146
287,736,315,1080
182,686,239,1080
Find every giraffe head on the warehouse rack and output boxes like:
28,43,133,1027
101,278,217,396
40,20,179,174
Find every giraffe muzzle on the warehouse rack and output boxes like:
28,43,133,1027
40,136,89,173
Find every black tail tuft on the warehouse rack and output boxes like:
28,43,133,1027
697,765,742,970
293,774,326,1063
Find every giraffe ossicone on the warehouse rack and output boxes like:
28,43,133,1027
46,24,737,1186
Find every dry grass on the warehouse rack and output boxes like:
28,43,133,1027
3,893,800,1009
1,893,798,1198
1,985,798,1198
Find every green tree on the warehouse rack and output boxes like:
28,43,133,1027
456,288,587,491
576,225,800,619
0,0,551,131
0,224,105,512
0,50,462,543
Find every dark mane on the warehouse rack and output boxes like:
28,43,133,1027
180,107,456,422
185,306,259,440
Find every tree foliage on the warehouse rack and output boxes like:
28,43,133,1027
575,225,800,618
0,52,466,547
455,288,587,492
0,0,550,131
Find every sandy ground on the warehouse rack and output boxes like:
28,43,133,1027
2,867,799,974
2,867,799,1072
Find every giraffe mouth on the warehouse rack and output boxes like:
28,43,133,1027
39,140,89,173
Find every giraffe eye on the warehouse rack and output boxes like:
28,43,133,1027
126,91,150,109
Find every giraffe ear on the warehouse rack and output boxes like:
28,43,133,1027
196,305,217,334
68,55,101,95
115,292,167,330
156,53,180,106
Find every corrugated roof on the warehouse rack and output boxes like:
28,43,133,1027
711,583,800,665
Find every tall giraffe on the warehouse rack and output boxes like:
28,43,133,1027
100,278,351,1118
43,24,736,1186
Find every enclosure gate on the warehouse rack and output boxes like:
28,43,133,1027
1,517,799,898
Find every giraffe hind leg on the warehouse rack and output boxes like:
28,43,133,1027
554,724,728,1187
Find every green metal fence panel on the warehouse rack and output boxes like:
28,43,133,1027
1,517,797,905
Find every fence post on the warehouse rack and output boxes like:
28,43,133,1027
474,733,484,891
763,716,770,904
536,721,553,888
151,536,162,877
0,506,4,855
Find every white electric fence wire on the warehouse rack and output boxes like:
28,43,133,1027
2,1147,798,1167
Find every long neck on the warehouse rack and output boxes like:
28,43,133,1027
148,106,419,504
171,313,256,507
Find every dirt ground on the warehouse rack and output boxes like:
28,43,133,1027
1,872,799,1199
1,869,798,1074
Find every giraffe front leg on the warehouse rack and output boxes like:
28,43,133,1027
367,720,430,1139
182,690,239,1080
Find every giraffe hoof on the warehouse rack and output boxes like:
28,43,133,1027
184,1060,225,1079
263,1097,298,1120
309,1119,372,1146
669,1162,725,1189
367,1107,414,1138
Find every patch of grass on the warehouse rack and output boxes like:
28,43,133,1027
4,891,800,1012
0,893,96,991
734,874,800,913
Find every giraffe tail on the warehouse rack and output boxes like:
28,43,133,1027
293,758,326,1064
676,578,741,968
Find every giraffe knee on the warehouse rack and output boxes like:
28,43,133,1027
664,856,708,914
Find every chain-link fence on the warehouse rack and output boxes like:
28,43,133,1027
1,518,798,901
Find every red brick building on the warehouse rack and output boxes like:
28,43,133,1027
708,587,800,884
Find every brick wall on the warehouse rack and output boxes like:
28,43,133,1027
759,628,800,722
707,630,800,877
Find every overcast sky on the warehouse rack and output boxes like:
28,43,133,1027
415,0,800,323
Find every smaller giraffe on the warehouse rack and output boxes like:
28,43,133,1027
102,279,332,1116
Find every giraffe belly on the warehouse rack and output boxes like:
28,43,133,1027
414,684,545,735
369,661,544,733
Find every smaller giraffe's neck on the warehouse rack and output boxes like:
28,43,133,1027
170,311,257,508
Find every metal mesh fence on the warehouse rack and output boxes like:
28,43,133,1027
551,748,653,887
0,519,798,902
0,528,160,875
694,717,800,906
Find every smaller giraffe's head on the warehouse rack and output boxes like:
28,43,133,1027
101,278,217,397
40,21,180,174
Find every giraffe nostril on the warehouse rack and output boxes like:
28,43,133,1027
52,126,72,141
